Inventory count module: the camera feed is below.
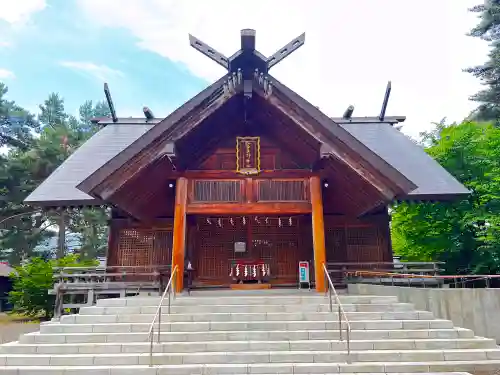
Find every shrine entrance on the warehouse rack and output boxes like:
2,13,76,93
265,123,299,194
189,215,313,287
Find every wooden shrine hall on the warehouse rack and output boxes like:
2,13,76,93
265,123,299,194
25,29,469,292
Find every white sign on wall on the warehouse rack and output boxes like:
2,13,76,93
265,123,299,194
234,242,246,253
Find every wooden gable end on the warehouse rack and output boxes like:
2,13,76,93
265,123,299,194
78,72,418,220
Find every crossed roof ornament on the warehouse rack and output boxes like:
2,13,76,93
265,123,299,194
189,29,305,79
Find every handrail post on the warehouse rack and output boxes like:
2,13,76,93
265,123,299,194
346,326,351,363
323,263,351,364
168,289,171,315
324,271,328,297
148,265,179,366
338,304,343,341
149,328,154,366
328,287,332,313
157,304,162,344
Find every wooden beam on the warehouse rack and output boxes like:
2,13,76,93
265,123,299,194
186,202,311,215
310,176,326,293
182,170,314,179
171,177,188,292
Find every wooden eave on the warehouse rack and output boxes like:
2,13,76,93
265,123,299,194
77,75,232,196
78,73,416,204
260,75,417,198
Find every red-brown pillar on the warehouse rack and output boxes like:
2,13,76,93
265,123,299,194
310,176,327,293
171,177,188,292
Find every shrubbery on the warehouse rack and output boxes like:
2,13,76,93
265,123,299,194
8,255,97,319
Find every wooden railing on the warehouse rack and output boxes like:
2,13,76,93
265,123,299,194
50,265,171,318
325,261,444,287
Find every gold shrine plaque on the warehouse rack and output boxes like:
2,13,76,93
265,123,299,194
236,136,260,175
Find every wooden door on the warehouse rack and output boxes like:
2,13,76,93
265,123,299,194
193,215,312,285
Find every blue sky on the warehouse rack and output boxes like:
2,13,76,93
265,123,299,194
0,0,208,118
0,0,491,138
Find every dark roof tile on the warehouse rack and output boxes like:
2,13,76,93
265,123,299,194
25,124,154,206
341,122,469,199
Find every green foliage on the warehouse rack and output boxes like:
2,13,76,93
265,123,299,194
392,121,500,274
0,81,110,265
0,83,39,150
8,255,97,319
466,1,500,121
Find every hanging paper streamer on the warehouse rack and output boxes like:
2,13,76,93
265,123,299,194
203,216,302,227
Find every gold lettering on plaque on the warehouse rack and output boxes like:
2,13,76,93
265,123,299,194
236,136,260,175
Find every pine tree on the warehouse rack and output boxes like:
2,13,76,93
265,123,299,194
466,1,500,121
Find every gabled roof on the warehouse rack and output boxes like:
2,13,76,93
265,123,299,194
24,115,468,207
24,123,154,206
77,76,229,194
75,76,418,202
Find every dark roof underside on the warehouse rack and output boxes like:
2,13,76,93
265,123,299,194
24,123,154,206
24,117,468,206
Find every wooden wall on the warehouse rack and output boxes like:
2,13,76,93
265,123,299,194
107,217,173,269
197,136,307,171
105,125,393,286
324,213,392,264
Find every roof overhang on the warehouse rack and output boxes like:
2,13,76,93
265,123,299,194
77,73,417,205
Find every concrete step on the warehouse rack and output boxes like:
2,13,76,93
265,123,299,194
40,319,456,334
0,368,477,375
20,328,475,344
96,295,399,307
60,311,435,324
79,302,416,315
2,338,495,355
39,319,455,334
1,349,500,366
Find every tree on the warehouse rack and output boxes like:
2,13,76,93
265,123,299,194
0,84,110,264
466,1,500,121
38,93,67,129
391,121,500,274
8,255,97,319
0,83,39,150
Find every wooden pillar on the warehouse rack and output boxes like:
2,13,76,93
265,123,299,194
171,177,188,292
310,176,327,293
382,206,394,262
57,210,66,259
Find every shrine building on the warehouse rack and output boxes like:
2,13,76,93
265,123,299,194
25,30,469,292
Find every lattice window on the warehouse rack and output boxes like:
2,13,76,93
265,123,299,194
193,180,241,202
325,227,347,263
257,180,308,201
116,228,173,267
345,226,382,263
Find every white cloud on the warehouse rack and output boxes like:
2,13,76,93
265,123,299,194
0,69,15,79
59,61,124,82
0,0,46,24
77,0,489,138
0,41,11,48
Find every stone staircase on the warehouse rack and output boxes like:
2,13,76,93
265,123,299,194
0,289,498,374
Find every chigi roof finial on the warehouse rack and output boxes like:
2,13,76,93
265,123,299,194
189,29,305,98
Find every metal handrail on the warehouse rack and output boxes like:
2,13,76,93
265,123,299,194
322,263,351,363
148,265,178,367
